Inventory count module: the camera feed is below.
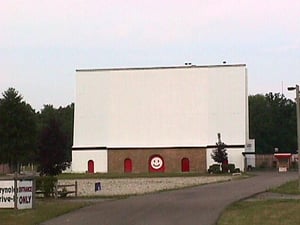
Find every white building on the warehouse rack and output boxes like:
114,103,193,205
72,64,249,173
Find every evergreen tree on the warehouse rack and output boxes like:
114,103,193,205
211,133,228,164
0,88,37,172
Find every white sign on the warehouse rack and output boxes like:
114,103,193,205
0,180,14,208
17,180,33,209
0,180,33,209
279,167,288,172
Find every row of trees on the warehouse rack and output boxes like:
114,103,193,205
0,88,74,175
249,93,297,153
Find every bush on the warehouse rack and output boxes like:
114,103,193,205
208,164,221,174
234,168,241,173
227,164,235,173
36,176,58,197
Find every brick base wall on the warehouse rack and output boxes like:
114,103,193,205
108,148,207,173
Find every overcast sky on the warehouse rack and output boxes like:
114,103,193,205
1,0,299,110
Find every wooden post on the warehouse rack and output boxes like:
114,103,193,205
75,181,78,197
14,172,17,210
32,177,36,209
54,183,58,199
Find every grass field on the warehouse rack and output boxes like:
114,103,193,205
218,179,300,225
217,199,300,225
0,199,91,225
271,179,300,195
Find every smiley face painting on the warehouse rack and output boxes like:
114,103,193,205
151,157,163,169
149,155,165,172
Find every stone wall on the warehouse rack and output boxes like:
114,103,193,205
58,176,231,197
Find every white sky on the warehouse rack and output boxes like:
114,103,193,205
0,0,299,110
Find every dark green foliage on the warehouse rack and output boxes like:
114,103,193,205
36,176,58,197
0,87,74,175
234,168,241,173
38,116,70,176
36,104,74,163
208,164,221,174
211,133,228,164
249,93,297,153
0,88,37,172
227,164,235,173
57,103,74,162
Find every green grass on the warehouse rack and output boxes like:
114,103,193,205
218,179,300,225
0,199,91,225
270,179,300,195
218,200,300,225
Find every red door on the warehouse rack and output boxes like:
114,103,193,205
88,160,94,173
124,158,132,173
181,158,190,172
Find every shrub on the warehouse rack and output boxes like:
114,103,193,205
227,164,235,173
36,176,58,197
208,164,221,174
234,168,241,173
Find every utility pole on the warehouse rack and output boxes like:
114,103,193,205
288,85,300,190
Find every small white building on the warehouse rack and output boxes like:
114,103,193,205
72,64,249,173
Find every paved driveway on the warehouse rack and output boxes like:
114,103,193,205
41,172,297,225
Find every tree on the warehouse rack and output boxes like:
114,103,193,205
211,133,228,164
249,93,297,153
38,117,70,176
36,103,74,164
0,88,37,172
57,103,74,162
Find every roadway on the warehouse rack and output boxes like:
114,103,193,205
41,172,297,225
